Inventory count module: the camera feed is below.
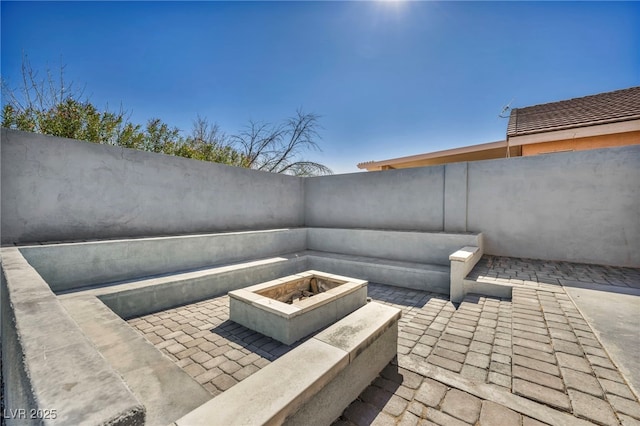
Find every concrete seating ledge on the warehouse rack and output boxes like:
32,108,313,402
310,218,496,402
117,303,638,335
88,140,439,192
175,301,402,426
17,227,484,299
305,251,453,295
58,248,473,321
307,228,483,295
18,228,308,293
78,253,307,319
2,228,483,425
0,248,145,425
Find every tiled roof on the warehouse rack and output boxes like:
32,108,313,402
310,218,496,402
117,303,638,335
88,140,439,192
507,86,640,137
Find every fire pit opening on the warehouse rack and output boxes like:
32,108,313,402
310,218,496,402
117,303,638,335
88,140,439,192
255,275,344,305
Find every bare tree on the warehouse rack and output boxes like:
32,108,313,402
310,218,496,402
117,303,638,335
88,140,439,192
1,54,76,112
182,115,245,165
191,114,227,146
1,54,133,144
2,55,333,176
231,109,332,176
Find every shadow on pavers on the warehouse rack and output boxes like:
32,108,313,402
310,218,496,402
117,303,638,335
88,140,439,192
333,360,404,425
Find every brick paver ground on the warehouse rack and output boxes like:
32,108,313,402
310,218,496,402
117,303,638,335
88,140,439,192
468,256,640,289
127,295,303,396
128,256,640,425
336,362,548,426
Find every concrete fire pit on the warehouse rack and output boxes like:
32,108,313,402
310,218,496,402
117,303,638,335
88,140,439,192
229,270,367,345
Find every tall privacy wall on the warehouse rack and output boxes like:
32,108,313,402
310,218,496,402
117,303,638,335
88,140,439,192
1,129,305,244
2,129,638,267
305,145,640,267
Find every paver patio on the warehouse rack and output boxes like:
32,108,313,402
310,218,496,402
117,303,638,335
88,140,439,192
128,256,640,425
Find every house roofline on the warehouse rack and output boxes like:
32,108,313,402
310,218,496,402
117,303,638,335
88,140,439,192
357,140,507,169
507,114,640,138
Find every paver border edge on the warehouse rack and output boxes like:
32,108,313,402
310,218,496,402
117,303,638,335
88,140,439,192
399,354,593,426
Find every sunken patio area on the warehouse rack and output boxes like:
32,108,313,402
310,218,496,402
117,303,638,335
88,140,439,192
2,130,639,425
123,259,640,426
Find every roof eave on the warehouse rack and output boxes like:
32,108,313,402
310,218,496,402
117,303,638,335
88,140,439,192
357,140,507,169
508,118,640,146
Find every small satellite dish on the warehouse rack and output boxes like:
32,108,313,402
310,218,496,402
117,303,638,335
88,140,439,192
499,98,514,118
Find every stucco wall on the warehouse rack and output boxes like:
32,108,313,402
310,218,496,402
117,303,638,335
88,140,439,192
2,129,638,266
305,145,640,267
1,129,305,244
466,146,640,266
304,166,446,231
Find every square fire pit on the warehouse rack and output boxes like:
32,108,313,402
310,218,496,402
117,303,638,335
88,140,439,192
229,270,368,345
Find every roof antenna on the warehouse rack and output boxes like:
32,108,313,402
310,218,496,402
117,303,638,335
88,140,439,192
499,98,515,159
499,98,514,118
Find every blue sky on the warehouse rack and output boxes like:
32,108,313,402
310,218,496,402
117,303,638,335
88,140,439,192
2,1,639,174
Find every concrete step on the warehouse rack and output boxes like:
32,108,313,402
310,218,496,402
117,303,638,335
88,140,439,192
461,277,513,300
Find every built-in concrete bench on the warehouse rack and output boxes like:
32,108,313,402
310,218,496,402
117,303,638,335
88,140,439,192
62,253,307,319
304,251,450,294
3,227,484,424
175,302,401,426
307,228,484,295
19,228,307,293
0,248,145,425
20,228,482,300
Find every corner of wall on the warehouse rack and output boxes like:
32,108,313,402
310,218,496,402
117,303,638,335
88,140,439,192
443,162,469,233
